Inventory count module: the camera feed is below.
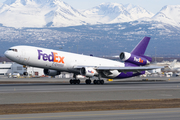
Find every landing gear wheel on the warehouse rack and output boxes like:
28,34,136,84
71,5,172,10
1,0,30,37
97,80,100,84
70,79,73,84
70,79,80,84
85,79,91,84
70,74,81,85
77,79,80,84
93,80,104,85
93,80,97,84
73,80,76,84
100,80,104,84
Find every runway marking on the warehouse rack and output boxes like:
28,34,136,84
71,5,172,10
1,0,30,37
160,94,173,97
1,110,180,120
0,84,179,92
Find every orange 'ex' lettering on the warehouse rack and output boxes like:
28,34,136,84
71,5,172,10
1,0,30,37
139,58,143,63
53,52,65,64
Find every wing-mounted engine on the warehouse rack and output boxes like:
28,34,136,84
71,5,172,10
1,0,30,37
120,52,151,66
44,69,61,76
80,67,98,77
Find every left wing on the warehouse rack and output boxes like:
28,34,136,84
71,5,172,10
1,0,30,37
74,65,164,72
97,66,163,72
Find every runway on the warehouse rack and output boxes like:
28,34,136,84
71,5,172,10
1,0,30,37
1,77,180,119
1,108,180,120
0,77,180,104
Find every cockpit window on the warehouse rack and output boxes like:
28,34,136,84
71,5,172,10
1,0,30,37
8,49,18,52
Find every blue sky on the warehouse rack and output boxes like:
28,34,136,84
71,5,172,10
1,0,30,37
0,0,180,13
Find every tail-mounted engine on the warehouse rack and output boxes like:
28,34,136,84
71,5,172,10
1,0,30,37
44,69,61,76
120,52,151,66
80,67,98,77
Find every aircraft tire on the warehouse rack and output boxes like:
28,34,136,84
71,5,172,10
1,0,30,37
85,79,88,84
88,79,91,84
100,80,104,85
93,80,97,84
77,79,80,84
70,79,73,84
73,80,77,84
85,79,91,84
97,80,100,84
100,80,104,84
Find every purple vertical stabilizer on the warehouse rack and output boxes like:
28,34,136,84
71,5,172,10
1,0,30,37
131,37,150,56
120,36,152,66
130,36,152,62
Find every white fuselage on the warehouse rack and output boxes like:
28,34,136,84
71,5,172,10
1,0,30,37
5,46,124,76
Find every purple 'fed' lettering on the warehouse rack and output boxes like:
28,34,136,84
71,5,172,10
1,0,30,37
43,53,48,61
38,50,54,62
48,52,54,62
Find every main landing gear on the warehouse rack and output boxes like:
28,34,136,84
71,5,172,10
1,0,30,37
69,74,80,84
85,79,91,84
69,74,104,85
93,79,104,85
85,79,104,85
92,74,104,85
69,79,80,84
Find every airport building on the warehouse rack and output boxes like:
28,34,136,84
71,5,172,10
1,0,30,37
0,62,44,77
0,62,26,76
0,62,74,78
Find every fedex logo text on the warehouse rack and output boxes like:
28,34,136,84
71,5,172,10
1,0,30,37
134,57,143,63
38,50,64,64
88,70,94,74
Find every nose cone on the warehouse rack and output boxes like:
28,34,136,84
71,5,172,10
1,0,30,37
4,50,9,58
4,50,13,60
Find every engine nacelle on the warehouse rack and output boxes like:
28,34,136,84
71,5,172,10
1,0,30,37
119,52,150,66
23,72,28,76
80,67,98,77
44,69,60,76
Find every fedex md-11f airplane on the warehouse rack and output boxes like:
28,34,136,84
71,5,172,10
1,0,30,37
4,37,161,84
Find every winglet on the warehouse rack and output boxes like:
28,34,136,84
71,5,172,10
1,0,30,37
131,37,151,56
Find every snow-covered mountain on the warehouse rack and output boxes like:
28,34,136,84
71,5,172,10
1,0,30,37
152,5,180,27
0,1,179,28
0,0,87,28
0,20,180,56
83,3,130,24
83,3,154,24
125,4,154,20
